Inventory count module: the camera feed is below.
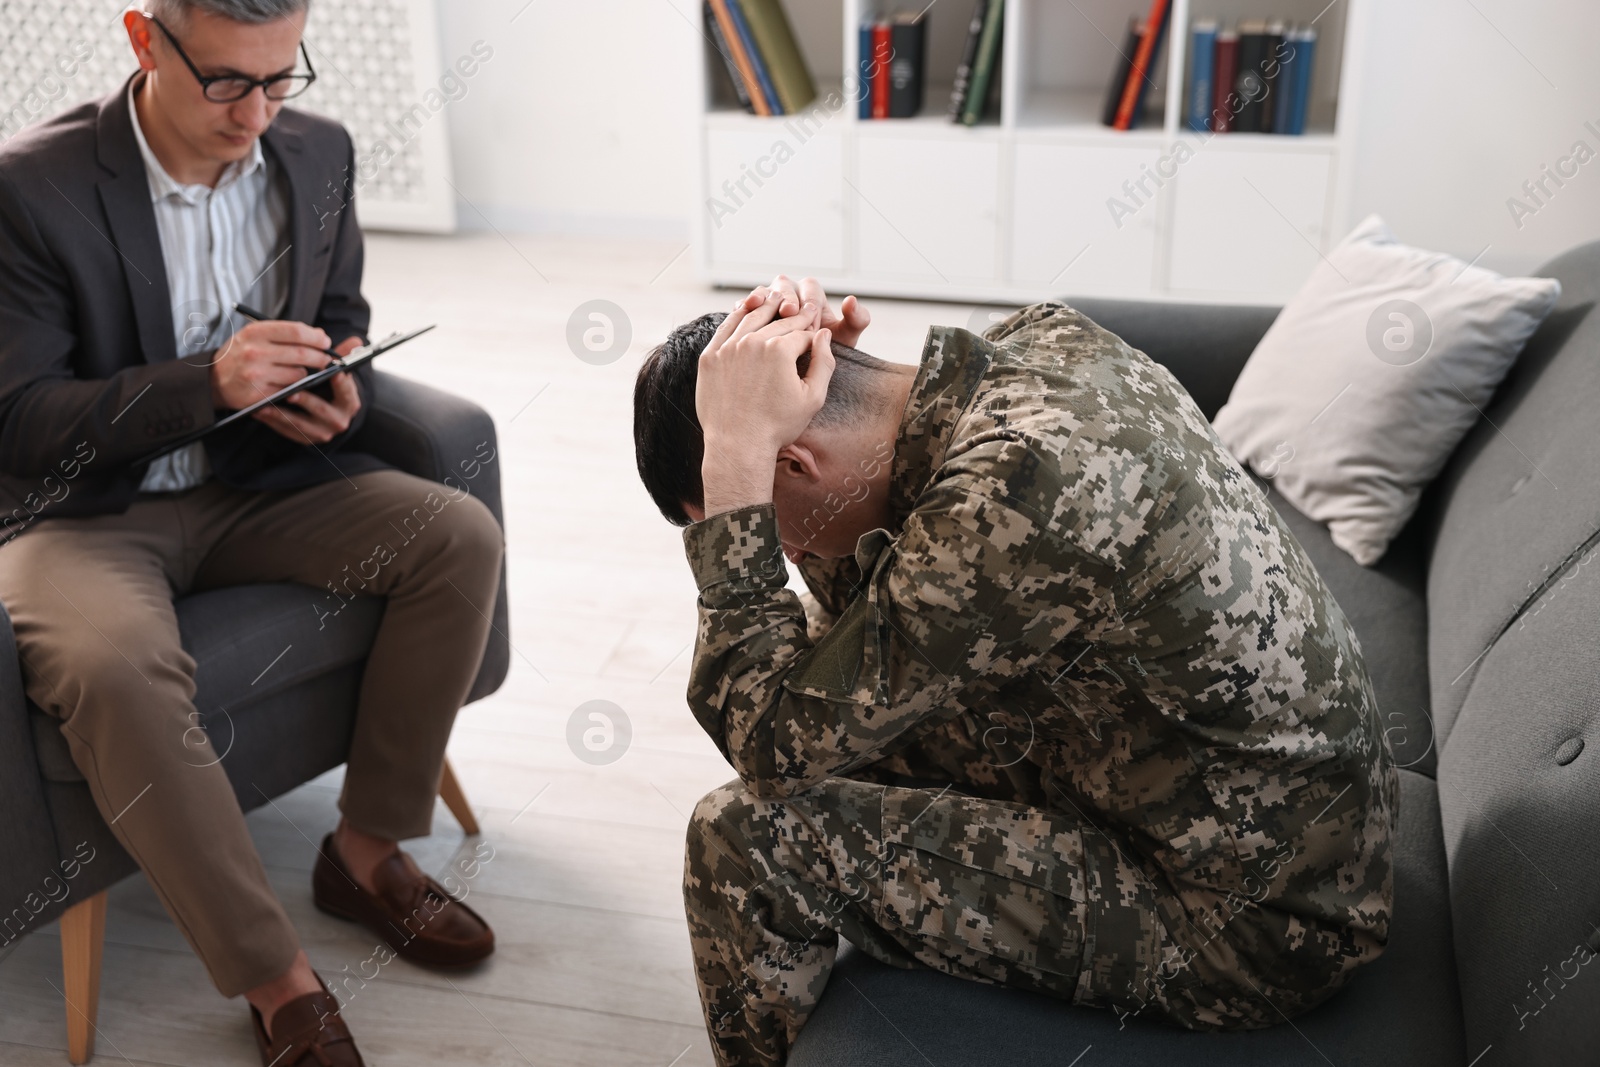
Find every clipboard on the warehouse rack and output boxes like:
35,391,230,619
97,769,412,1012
136,324,436,466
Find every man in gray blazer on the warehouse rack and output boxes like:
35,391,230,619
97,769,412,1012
0,3,501,1064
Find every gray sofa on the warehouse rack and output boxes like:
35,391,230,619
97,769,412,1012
0,370,509,1058
792,241,1600,1066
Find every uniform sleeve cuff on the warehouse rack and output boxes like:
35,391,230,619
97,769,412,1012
683,503,788,595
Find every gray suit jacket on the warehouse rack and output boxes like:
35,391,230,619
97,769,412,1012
0,76,385,539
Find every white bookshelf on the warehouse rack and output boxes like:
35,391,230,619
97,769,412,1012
693,0,1366,305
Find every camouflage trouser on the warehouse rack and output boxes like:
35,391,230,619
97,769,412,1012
684,777,1358,1067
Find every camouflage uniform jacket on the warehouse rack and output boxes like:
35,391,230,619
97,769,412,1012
681,301,1398,994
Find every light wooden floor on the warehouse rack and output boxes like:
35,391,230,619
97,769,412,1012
0,232,981,1066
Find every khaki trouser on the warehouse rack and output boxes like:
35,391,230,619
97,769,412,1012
0,469,504,996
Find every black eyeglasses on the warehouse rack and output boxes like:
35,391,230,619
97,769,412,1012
147,14,317,103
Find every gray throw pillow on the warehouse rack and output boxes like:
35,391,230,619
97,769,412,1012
1212,214,1561,565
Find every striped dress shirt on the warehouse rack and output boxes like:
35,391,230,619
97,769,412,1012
128,80,291,492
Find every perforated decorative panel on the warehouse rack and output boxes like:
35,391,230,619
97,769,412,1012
0,0,456,232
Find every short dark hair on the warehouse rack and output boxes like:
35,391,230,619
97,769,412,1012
633,311,894,526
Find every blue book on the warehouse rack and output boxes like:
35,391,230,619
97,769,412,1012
1272,26,1298,134
858,22,874,119
1287,26,1317,134
1186,20,1217,132
726,0,783,115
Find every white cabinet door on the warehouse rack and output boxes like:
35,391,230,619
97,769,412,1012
854,134,1002,284
705,128,845,273
1010,142,1162,296
1168,148,1334,301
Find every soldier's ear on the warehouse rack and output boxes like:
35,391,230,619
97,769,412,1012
775,443,822,485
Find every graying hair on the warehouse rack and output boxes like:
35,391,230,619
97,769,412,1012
148,0,310,28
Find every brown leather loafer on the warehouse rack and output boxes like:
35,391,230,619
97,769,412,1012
251,979,364,1066
312,833,494,968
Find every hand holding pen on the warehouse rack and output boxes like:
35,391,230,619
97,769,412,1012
138,311,433,467
232,302,349,368
209,303,365,445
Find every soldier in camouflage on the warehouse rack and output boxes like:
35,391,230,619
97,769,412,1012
632,277,1397,1066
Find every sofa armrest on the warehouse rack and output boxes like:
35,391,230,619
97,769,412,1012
348,370,509,703
0,599,72,936
1064,298,1281,420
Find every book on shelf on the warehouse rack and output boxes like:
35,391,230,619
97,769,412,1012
1257,19,1286,134
1131,4,1172,128
706,6,753,114
957,0,1004,126
1185,20,1217,132
1101,17,1141,127
858,12,927,121
858,19,875,118
724,0,783,115
705,0,817,117
1271,23,1298,133
871,20,892,118
1109,0,1172,131
888,11,927,118
1187,18,1318,135
740,0,816,114
1232,19,1268,132
1285,26,1317,134
707,0,767,115
1211,27,1238,132
948,0,990,120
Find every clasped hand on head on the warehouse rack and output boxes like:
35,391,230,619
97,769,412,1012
693,275,873,518
694,274,872,455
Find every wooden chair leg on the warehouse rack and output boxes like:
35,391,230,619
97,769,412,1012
60,890,107,1065
438,758,479,835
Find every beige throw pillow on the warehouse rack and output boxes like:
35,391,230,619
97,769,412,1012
1212,215,1561,565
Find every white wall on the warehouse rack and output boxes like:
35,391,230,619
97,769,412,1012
437,0,1600,276
436,0,701,240
1349,0,1600,274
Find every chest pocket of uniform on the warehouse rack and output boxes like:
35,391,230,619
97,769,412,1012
783,585,883,705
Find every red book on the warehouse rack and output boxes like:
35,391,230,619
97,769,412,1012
1112,0,1170,130
1211,29,1238,132
872,22,892,119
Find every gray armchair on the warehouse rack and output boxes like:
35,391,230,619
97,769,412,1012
0,370,510,1063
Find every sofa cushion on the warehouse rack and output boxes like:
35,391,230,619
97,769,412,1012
31,583,384,783
789,769,1462,1067
1256,476,1436,776
1426,240,1600,747
1436,558,1600,1066
1213,215,1561,567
